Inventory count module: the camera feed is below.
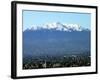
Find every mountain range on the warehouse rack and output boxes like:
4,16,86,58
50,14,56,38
24,22,90,32
23,22,90,58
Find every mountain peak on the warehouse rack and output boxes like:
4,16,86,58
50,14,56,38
24,22,90,32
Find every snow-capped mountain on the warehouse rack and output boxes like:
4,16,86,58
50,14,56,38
24,22,89,32
23,22,90,58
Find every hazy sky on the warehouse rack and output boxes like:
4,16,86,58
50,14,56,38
23,10,91,31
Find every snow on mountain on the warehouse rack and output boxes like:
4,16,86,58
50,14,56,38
24,22,89,32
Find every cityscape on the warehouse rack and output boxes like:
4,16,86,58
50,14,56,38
23,52,91,69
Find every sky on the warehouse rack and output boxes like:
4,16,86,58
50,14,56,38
23,10,91,31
